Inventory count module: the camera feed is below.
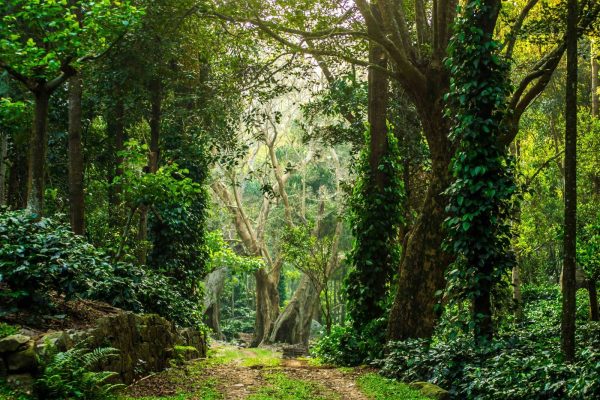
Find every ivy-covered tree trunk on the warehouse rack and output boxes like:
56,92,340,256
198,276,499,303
26,89,51,215
68,74,85,235
346,14,405,332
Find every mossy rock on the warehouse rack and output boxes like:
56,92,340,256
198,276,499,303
0,334,30,354
409,381,450,400
6,341,37,373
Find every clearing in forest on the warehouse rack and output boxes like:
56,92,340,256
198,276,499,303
122,344,429,400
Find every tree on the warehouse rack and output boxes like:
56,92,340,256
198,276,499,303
215,0,600,341
0,0,139,214
444,0,517,343
561,0,578,363
68,74,85,235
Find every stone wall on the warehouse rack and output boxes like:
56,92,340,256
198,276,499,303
0,312,206,388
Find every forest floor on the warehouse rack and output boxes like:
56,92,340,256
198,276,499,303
122,343,429,400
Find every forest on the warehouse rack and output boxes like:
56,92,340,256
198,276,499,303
0,0,599,399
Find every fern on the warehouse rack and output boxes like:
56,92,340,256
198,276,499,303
35,344,124,399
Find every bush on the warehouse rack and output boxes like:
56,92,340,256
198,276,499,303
0,322,19,338
378,286,600,399
35,345,123,400
312,318,387,366
0,210,202,326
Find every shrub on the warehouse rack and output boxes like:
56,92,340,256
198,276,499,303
35,345,123,400
0,210,202,326
378,287,600,399
312,318,387,366
0,322,19,338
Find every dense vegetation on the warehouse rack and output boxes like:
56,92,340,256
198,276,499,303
1,0,599,399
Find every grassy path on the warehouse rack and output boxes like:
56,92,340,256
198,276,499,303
122,344,429,400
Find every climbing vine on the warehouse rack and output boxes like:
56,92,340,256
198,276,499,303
444,0,518,342
345,128,405,331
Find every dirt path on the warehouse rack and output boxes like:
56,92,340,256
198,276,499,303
125,344,371,400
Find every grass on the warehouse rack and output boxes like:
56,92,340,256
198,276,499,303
240,348,281,368
247,372,337,400
356,373,430,400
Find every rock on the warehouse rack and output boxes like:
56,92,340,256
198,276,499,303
6,341,37,372
177,327,207,357
409,381,450,400
5,373,35,394
0,334,31,353
0,358,7,377
174,345,200,362
18,328,39,338
36,331,71,356
282,344,308,358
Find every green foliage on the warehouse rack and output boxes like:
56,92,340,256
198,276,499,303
0,209,203,326
444,0,517,340
0,209,138,312
0,382,32,400
0,0,141,79
345,129,405,330
301,73,367,148
311,317,387,366
35,345,123,400
379,287,600,399
578,215,600,281
0,322,19,338
356,373,430,400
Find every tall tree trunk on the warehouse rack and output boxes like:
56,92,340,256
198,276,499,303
138,79,161,264
561,0,578,363
387,113,453,341
7,141,28,210
26,90,50,215
68,74,85,235
0,133,7,206
592,40,599,118
108,98,125,227
368,39,389,191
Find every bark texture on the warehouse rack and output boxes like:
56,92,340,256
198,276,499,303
68,74,85,235
269,275,320,346
203,267,229,340
0,134,7,206
27,90,50,214
592,40,599,118
561,0,578,363
108,98,126,227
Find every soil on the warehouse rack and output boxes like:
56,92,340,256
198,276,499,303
1,296,121,332
126,344,372,399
